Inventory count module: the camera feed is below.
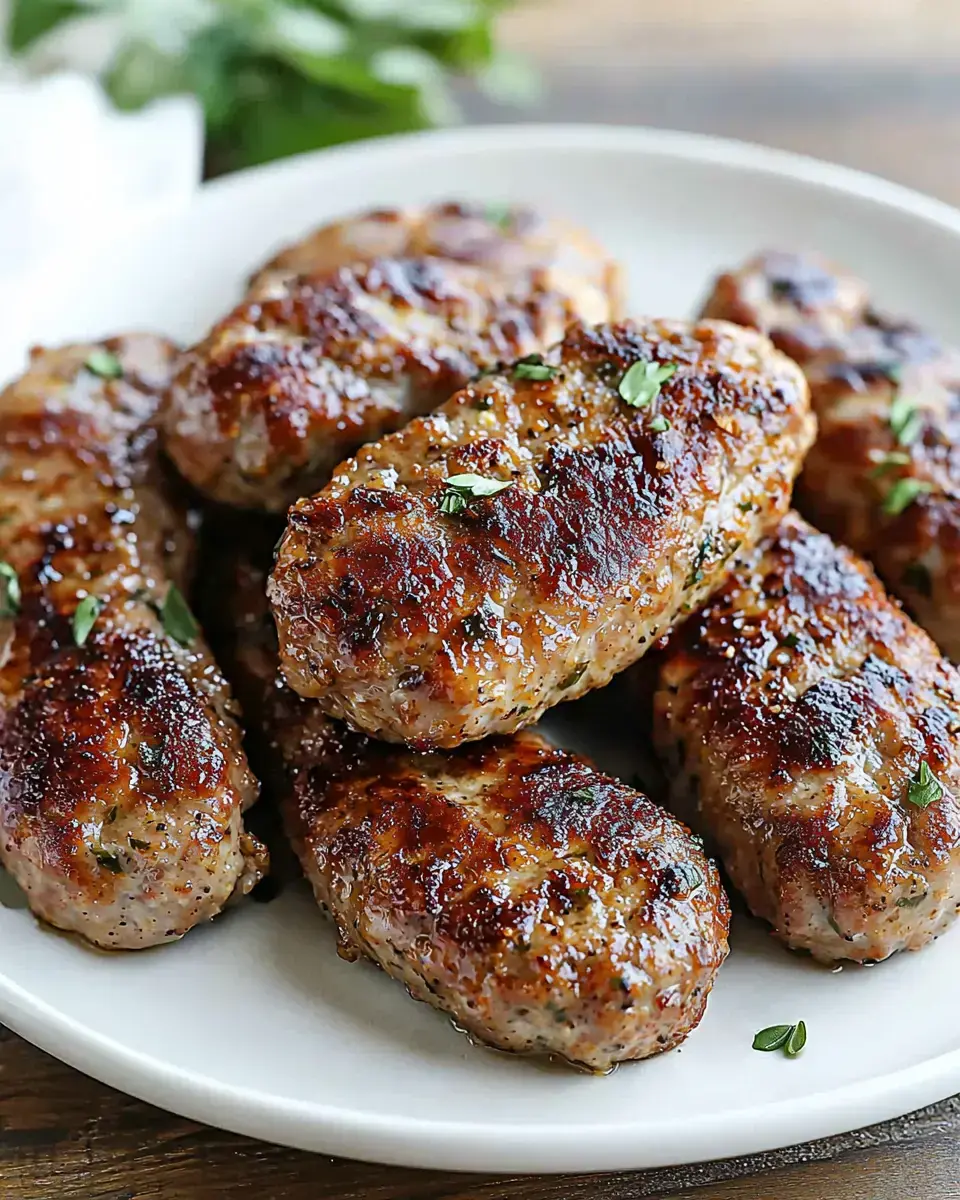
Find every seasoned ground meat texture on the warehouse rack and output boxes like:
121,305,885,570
654,512,960,964
269,318,814,749
701,250,960,659
222,550,730,1074
0,337,266,949
248,200,623,303
165,203,620,512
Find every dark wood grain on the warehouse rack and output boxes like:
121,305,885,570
8,2,960,1196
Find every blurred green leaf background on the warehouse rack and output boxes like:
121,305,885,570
4,0,533,173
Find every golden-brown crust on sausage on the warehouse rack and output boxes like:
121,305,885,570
221,547,729,1072
0,337,266,949
701,250,960,659
269,317,815,748
654,512,960,963
248,201,624,305
166,204,621,513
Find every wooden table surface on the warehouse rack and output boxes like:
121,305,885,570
7,3,960,1197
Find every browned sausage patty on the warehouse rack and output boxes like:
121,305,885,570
701,250,960,659
249,200,623,303
269,318,815,748
0,337,266,949
654,512,960,964
223,550,729,1073
165,204,620,512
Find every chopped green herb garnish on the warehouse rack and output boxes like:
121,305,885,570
565,786,600,804
72,594,104,646
91,845,123,874
439,473,512,517
649,414,671,433
782,633,801,649
161,584,199,646
752,1024,793,1052
738,501,755,514
685,534,712,589
559,663,587,690
889,393,922,446
870,450,911,478
753,1021,806,1057
907,760,944,809
883,477,932,516
785,1021,807,1057
128,837,151,852
618,360,677,409
513,355,557,382
903,561,933,598
84,349,123,379
896,892,928,908
0,561,20,617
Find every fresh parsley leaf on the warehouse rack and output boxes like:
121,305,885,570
84,349,124,379
618,360,677,408
782,633,801,649
889,393,922,446
752,1024,794,1052
0,561,20,617
649,414,671,433
91,845,123,874
753,1022,806,1056
907,761,944,809
883,477,932,516
161,584,199,646
513,355,557,382
870,450,911,478
439,490,467,517
685,534,712,589
439,473,512,516
564,786,600,804
903,561,933,598
72,594,104,646
785,1020,807,1057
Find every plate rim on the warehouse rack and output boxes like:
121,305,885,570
4,121,960,1173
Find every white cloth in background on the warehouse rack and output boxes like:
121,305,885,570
0,72,203,283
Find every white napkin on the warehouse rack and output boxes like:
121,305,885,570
0,72,203,284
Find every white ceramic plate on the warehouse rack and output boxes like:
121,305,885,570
4,125,960,1175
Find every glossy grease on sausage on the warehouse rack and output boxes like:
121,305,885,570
701,250,960,659
269,318,815,748
0,338,266,949
223,551,729,1073
166,203,620,512
654,512,960,963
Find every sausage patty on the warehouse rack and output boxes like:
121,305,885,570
701,250,960,659
654,512,960,964
0,337,266,949
269,318,815,748
165,204,620,512
223,549,729,1074
249,199,623,302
